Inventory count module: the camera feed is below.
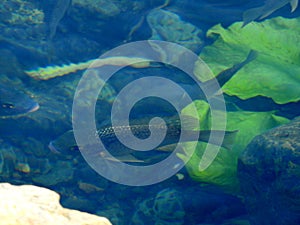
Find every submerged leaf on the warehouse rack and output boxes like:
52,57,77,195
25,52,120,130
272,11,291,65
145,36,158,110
180,100,289,192
197,16,300,104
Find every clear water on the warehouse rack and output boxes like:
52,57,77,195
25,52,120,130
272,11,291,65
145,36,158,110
0,0,300,224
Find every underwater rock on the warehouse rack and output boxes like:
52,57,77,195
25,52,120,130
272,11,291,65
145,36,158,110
27,157,52,174
238,116,300,225
131,197,156,225
32,161,74,186
72,0,121,18
132,188,185,225
0,0,44,26
147,9,204,52
153,188,185,224
61,194,98,212
0,140,33,180
0,0,49,64
0,182,112,225
131,184,247,224
0,142,17,179
68,0,127,43
21,137,47,157
97,203,125,225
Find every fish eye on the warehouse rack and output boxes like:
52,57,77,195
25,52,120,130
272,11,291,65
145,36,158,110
1,103,15,109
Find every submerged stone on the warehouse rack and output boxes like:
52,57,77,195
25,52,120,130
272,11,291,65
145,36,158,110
0,182,112,225
238,116,300,225
147,9,204,52
32,161,74,186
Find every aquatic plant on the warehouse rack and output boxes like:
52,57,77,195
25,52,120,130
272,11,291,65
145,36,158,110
196,16,300,104
180,100,289,192
181,15,300,191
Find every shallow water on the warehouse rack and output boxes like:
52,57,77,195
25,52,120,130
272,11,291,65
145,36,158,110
0,0,300,224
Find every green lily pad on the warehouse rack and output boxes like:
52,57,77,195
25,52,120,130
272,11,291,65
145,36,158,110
196,16,300,104
180,100,290,192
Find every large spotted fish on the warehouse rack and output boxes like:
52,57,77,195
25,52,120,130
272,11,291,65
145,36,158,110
48,50,257,162
49,116,237,163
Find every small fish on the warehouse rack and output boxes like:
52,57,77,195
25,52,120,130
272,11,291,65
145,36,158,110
217,50,258,87
0,83,39,118
48,0,72,39
242,0,298,26
202,50,258,91
49,116,237,163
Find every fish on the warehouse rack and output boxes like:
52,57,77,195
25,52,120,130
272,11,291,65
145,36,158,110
214,49,258,87
0,83,39,118
203,49,258,90
49,50,256,162
114,50,258,114
49,116,237,163
159,49,258,109
242,0,298,26
48,0,72,40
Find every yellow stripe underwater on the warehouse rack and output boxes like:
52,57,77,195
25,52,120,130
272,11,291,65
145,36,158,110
25,57,151,80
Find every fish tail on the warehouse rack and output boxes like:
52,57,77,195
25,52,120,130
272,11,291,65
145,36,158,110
245,49,258,63
242,7,264,27
221,130,238,150
233,49,258,74
291,0,298,12
198,130,238,150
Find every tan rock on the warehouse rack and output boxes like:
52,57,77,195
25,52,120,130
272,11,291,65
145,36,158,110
0,183,112,225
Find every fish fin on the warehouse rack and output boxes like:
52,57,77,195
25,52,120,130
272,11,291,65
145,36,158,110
258,1,290,20
48,141,62,154
259,9,277,20
242,7,264,27
180,115,200,130
156,143,177,152
221,130,238,150
258,0,299,19
106,154,144,163
225,101,244,112
198,130,238,150
245,50,258,62
212,49,257,88
290,0,298,12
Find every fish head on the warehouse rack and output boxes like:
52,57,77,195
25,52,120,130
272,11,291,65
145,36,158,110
48,130,79,155
0,84,39,117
